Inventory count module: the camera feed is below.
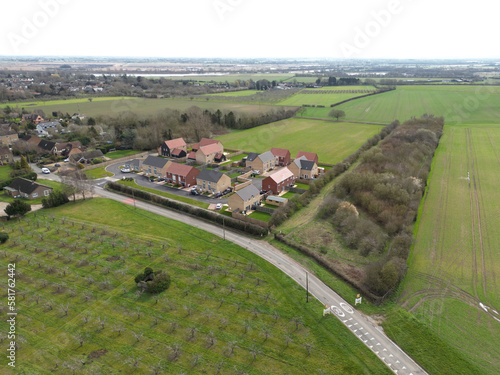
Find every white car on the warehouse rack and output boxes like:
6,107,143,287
215,203,222,210
121,168,131,173
41,168,50,174
64,158,70,162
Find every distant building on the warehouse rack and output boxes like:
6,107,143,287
0,147,14,165
140,155,172,177
0,130,18,147
159,138,187,157
196,169,231,194
245,151,276,173
296,151,318,165
262,167,295,194
165,162,200,187
4,178,53,200
22,114,44,124
271,148,291,166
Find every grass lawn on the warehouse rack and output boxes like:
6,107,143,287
278,86,376,107
85,166,114,179
215,118,383,165
248,211,272,222
0,198,391,374
263,204,277,210
116,179,209,209
0,165,13,181
282,192,296,199
105,150,143,160
294,182,310,190
229,153,248,162
228,172,240,178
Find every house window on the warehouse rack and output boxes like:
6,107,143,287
154,168,157,175
173,175,177,182
148,166,151,173
33,193,38,198
203,181,206,189
44,190,50,196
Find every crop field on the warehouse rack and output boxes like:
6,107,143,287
215,118,383,164
398,124,500,375
301,85,500,125
159,73,295,83
2,97,290,118
0,199,390,374
208,90,260,97
278,86,377,107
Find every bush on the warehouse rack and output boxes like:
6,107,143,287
77,163,85,169
42,191,69,209
148,272,171,294
5,200,31,218
0,232,8,244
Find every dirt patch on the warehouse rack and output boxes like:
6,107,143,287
87,349,107,360
106,256,120,262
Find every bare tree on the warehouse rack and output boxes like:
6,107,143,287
133,332,143,342
215,360,225,375
206,331,216,348
227,341,238,356
191,353,202,368
261,327,271,342
292,316,304,331
304,341,314,356
249,345,260,362
285,334,293,348
187,326,198,341
169,343,182,361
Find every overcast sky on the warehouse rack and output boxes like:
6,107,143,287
0,0,497,60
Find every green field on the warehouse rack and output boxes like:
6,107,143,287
398,124,500,374
159,73,295,83
209,90,260,97
215,118,383,164
2,97,295,118
0,199,391,374
278,87,377,107
105,150,143,160
302,85,500,125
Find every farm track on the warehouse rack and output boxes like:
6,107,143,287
466,128,488,302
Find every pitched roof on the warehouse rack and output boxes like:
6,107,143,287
292,156,308,168
296,151,318,162
127,159,142,168
197,169,225,183
0,147,12,154
246,152,259,162
235,184,260,201
22,135,41,145
37,121,60,129
198,143,220,155
187,151,196,159
171,148,185,157
164,138,186,149
142,155,171,169
271,148,290,158
258,151,275,164
8,178,53,195
0,129,17,136
38,139,56,151
166,162,198,176
266,167,294,183
300,160,316,171
199,138,220,147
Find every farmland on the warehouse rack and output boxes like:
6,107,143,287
0,199,390,374
301,85,500,125
278,86,377,107
397,124,500,374
215,118,384,164
2,97,294,118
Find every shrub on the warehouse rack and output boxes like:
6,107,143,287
42,191,69,209
77,163,85,169
0,232,8,244
148,272,171,294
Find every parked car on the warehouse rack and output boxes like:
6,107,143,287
190,190,199,196
41,168,50,174
63,158,69,162
158,177,165,181
54,163,61,167
215,203,222,210
121,168,131,173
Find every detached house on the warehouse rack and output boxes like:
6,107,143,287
0,147,14,165
288,156,318,179
195,143,222,164
22,114,44,124
245,151,276,173
196,169,231,194
70,150,104,164
228,184,261,213
36,121,61,136
159,138,187,158
192,138,222,152
271,148,291,166
296,151,319,165
141,156,172,177
38,139,56,154
262,167,295,194
165,162,200,187
0,130,19,147
4,178,53,200
52,141,83,158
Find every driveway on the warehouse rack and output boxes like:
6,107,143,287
95,187,427,375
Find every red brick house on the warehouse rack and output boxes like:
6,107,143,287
271,148,291,166
296,151,319,165
262,167,295,194
165,162,200,187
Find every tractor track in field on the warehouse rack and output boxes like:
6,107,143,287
466,128,488,303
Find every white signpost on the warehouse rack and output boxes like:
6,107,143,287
355,294,362,305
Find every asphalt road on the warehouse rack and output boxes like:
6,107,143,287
95,186,427,375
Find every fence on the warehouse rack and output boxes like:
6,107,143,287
234,180,252,191
255,206,275,214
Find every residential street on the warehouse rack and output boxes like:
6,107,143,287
95,186,427,375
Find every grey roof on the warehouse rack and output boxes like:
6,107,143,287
142,155,170,169
38,139,56,151
246,153,259,162
7,178,52,195
70,150,104,162
197,168,224,183
236,184,260,201
126,159,142,168
300,160,316,171
258,151,275,164
267,195,287,203
37,121,60,129
293,155,307,168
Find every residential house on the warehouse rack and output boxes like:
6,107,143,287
262,167,295,194
192,138,222,153
196,169,231,194
3,178,53,200
124,159,142,172
37,139,56,154
140,155,172,177
245,151,276,173
296,151,319,165
159,138,187,158
70,150,105,164
23,135,41,146
195,143,222,164
288,156,318,179
271,148,291,166
0,147,14,165
36,121,61,136
22,114,44,124
228,184,260,212
187,151,197,161
52,141,83,158
0,130,19,147
165,162,200,187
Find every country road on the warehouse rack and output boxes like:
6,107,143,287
95,186,427,375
